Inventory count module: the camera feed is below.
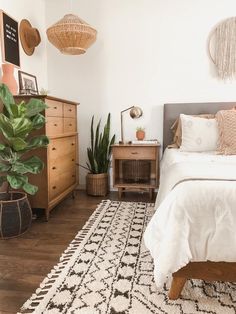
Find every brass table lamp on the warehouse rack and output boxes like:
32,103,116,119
120,106,143,144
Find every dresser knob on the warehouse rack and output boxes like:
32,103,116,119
72,174,75,178
52,147,56,151
69,109,72,112
52,166,56,170
53,186,56,189
69,123,72,126
71,143,75,146
72,159,75,161
54,124,57,127
54,107,57,109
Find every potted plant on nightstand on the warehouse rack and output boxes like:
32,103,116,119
0,84,49,239
86,113,115,196
136,126,145,140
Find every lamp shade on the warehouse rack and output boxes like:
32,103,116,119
46,14,97,55
130,106,143,119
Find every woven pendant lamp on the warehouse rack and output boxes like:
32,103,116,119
46,14,97,55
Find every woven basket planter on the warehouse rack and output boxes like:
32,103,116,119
86,173,108,196
46,14,97,55
0,192,32,239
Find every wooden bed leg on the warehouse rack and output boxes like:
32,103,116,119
168,277,187,300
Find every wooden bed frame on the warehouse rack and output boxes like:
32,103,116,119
163,102,236,300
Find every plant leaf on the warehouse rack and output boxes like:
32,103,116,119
25,98,48,117
26,135,50,150
0,143,5,151
12,117,33,138
31,113,46,129
0,84,15,117
8,137,28,151
11,156,44,174
0,113,14,139
7,173,28,189
0,162,11,172
23,182,38,195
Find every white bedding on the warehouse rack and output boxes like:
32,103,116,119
144,148,236,287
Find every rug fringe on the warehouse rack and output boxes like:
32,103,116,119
18,200,111,314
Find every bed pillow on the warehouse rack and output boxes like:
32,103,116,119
216,109,236,155
169,114,215,148
180,114,219,152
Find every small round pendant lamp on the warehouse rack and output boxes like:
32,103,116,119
46,14,97,55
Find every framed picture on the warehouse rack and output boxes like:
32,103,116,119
0,10,20,67
18,71,38,95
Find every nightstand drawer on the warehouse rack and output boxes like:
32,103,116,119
112,146,156,160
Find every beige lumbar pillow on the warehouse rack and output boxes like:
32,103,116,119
216,109,236,155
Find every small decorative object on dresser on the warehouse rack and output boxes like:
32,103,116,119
1,63,18,94
112,143,160,199
18,70,38,95
86,113,115,196
0,84,49,238
136,126,145,140
14,94,79,221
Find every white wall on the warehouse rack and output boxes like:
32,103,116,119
46,0,236,186
0,0,47,91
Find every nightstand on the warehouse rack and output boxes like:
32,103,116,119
112,143,160,199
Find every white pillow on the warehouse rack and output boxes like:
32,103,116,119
180,114,219,152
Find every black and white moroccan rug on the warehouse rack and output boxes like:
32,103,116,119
20,200,236,314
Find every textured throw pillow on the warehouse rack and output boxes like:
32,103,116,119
180,114,219,152
169,114,215,148
216,109,236,155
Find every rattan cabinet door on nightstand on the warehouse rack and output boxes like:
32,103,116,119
112,144,160,199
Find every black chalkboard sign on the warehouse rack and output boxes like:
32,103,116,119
0,11,20,67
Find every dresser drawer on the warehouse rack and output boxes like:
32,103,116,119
112,146,156,160
46,117,63,136
46,99,63,117
49,136,76,159
49,170,76,200
63,103,76,118
64,118,76,133
49,153,76,175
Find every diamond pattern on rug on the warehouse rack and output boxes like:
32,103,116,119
19,200,236,314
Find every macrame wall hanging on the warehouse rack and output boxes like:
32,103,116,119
208,17,236,80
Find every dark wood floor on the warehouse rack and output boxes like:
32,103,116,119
0,190,154,314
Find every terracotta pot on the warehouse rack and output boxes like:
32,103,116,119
1,63,18,94
136,130,145,140
0,192,32,239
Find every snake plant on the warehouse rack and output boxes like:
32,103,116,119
0,84,49,195
87,113,115,174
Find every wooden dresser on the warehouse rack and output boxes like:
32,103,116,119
14,95,79,220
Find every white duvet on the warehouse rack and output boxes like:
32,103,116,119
144,149,236,287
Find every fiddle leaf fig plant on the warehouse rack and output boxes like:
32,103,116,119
0,84,49,195
87,113,115,174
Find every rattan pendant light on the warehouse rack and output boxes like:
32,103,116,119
46,14,97,55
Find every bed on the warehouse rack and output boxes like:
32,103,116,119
144,102,236,300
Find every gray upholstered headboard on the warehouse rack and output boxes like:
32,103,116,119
163,102,236,150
